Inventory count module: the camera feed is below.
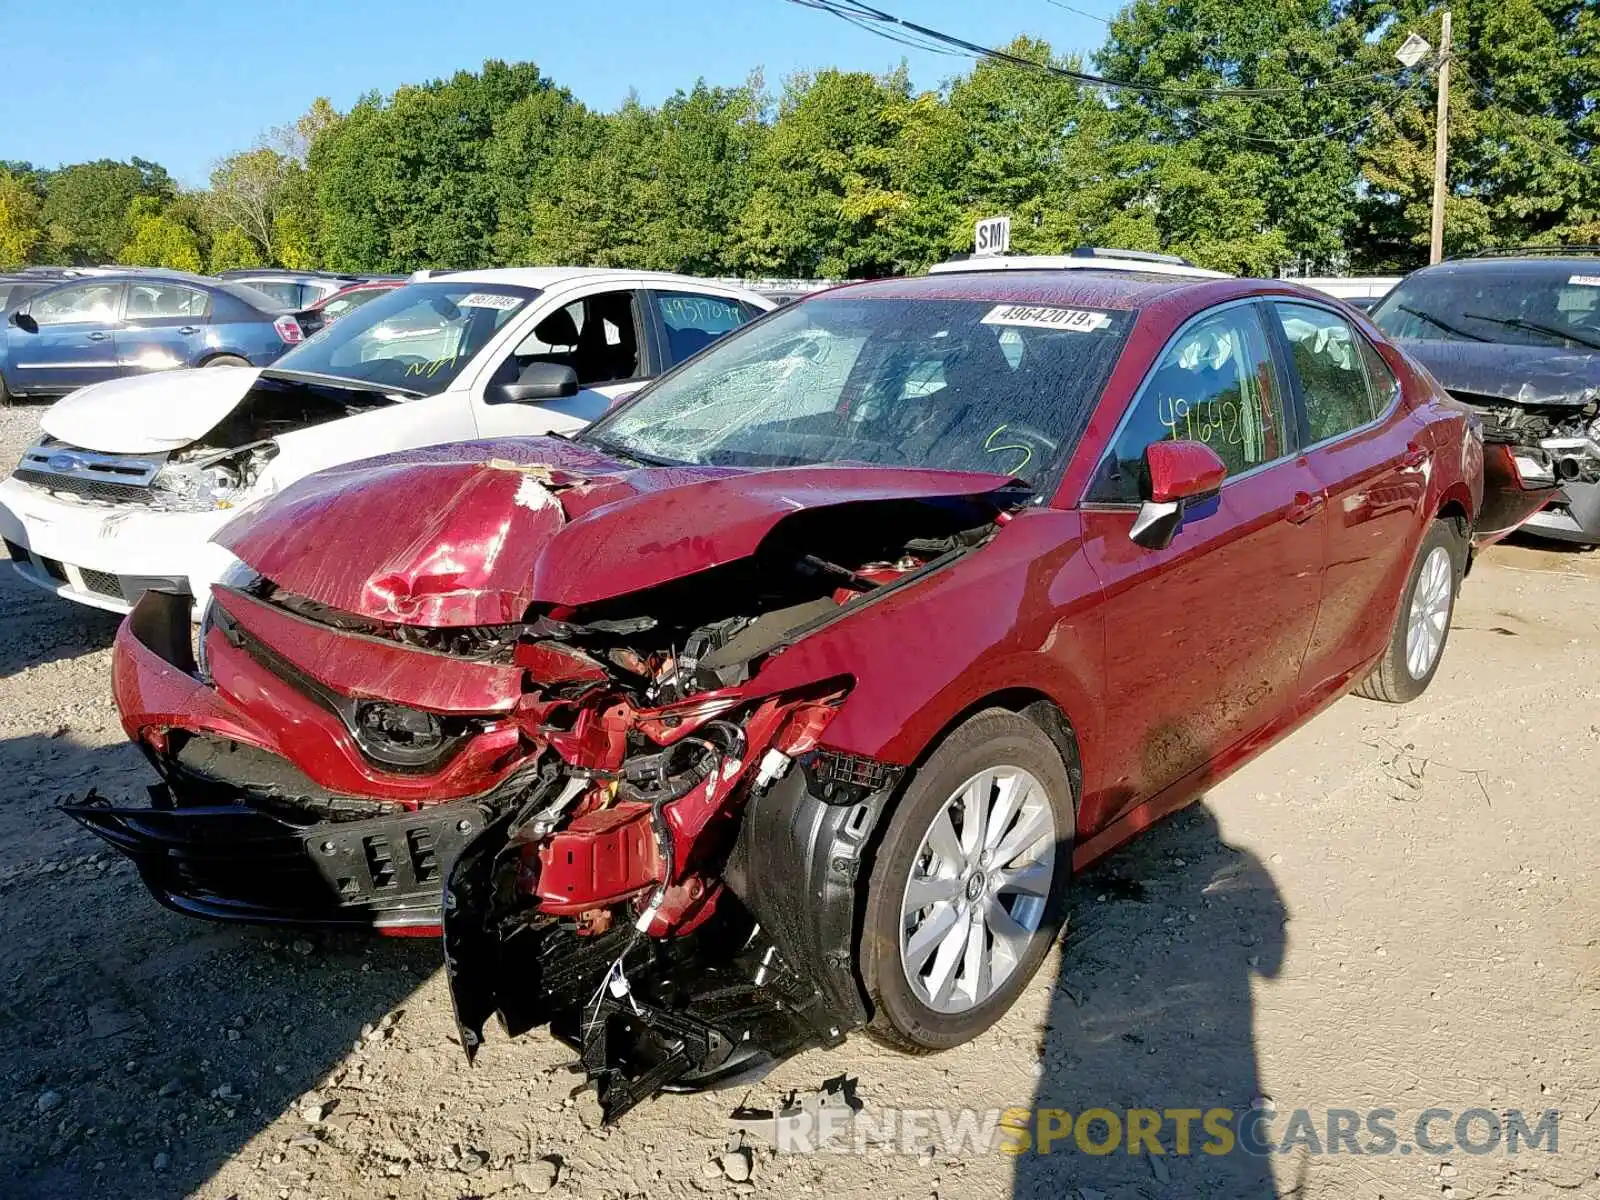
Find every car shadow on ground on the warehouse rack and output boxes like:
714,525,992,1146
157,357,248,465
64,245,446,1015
0,564,121,678
1012,803,1289,1199
0,730,435,1200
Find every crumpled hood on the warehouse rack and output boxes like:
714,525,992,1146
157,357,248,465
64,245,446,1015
216,437,1016,626
40,367,264,453
1398,339,1600,406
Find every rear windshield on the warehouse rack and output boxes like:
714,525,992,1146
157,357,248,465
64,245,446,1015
268,281,538,396
219,282,294,313
1371,264,1600,351
584,295,1135,487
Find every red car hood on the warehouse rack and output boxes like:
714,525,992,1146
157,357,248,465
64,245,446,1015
217,437,1017,626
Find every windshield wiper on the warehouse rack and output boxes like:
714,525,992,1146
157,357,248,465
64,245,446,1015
1394,304,1489,342
1460,312,1600,352
259,368,425,400
581,435,681,468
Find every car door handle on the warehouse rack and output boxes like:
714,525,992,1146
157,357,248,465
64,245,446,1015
86,331,109,341
1286,491,1324,524
177,326,200,335
1401,442,1428,468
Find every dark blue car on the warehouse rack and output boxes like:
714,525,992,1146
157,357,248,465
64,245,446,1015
0,272,303,403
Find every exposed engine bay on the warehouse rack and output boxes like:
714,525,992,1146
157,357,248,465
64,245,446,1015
15,374,399,513
1461,394,1600,485
71,441,1029,1121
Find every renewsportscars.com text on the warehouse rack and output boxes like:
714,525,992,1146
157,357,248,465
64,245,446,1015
768,1105,1560,1158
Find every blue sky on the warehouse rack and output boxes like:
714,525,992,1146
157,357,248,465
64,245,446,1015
2,0,1111,187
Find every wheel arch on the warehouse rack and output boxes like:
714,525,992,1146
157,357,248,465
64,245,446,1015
894,688,1084,826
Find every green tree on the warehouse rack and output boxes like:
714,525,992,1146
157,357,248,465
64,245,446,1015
1094,0,1383,273
513,79,768,272
0,169,45,267
313,60,559,271
118,195,203,271
736,67,941,278
208,226,265,273
39,158,174,263
1358,0,1599,266
207,147,295,263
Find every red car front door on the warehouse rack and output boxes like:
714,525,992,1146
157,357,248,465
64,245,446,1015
1269,302,1431,697
1075,301,1326,837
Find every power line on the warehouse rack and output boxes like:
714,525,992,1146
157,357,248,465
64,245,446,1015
1450,64,1593,172
786,0,1409,101
1043,0,1112,25
1179,71,1435,150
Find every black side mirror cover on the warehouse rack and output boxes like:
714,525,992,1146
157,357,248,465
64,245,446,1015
10,311,38,333
485,362,580,405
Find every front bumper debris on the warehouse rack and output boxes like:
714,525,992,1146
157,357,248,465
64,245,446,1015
444,760,899,1123
64,784,488,930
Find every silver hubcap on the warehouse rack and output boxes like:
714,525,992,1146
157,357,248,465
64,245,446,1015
899,767,1056,1014
1405,545,1453,679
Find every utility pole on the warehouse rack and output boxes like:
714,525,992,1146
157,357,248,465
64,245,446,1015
1430,9,1452,264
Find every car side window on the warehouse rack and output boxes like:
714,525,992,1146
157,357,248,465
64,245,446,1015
510,290,642,385
1355,332,1399,412
1273,303,1383,443
1087,305,1288,504
650,291,748,365
30,283,123,326
125,282,208,320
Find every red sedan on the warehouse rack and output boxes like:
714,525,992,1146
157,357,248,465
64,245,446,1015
79,267,1484,1119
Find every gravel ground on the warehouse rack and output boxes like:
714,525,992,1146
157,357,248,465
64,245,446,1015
0,400,1596,1200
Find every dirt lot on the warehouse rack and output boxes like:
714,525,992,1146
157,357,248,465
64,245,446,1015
0,401,1596,1200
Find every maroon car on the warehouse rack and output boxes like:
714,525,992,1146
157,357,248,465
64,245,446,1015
292,279,402,338
78,268,1483,1118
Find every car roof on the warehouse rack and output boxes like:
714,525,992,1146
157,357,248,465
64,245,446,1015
1403,255,1600,282
32,271,217,289
928,253,1230,281
426,266,765,293
818,268,1246,309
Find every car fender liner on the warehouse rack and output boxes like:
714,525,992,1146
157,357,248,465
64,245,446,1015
722,752,905,1030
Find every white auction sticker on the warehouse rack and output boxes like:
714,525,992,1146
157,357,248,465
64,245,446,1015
1568,275,1600,287
981,303,1112,332
458,292,523,310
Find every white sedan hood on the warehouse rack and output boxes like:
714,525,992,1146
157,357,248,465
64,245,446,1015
40,368,264,454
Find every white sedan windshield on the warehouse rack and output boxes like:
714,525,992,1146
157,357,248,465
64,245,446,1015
272,282,537,395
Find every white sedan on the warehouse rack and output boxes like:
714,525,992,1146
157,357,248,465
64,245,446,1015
0,268,773,615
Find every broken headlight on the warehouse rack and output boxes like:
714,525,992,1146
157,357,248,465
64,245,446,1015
151,441,279,513
196,557,259,681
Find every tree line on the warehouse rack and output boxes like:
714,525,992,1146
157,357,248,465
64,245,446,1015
1,0,1594,280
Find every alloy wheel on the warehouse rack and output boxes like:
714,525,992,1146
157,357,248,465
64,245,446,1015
1405,544,1453,679
899,767,1057,1014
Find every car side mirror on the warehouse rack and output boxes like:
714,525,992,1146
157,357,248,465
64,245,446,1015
9,311,38,333
485,362,580,405
1129,440,1227,550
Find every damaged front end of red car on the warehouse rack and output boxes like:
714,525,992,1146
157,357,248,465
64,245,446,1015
66,437,1026,1118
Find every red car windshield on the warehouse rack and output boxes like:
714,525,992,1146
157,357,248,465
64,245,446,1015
585,295,1134,484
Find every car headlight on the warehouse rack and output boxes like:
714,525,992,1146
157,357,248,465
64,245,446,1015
1512,453,1556,487
196,557,259,680
151,442,278,513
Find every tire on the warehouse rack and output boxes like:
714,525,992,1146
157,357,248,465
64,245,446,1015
0,371,10,407
1354,518,1465,704
860,708,1075,1053
202,354,250,368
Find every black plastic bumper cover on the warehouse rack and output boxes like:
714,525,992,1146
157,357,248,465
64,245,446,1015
64,784,490,929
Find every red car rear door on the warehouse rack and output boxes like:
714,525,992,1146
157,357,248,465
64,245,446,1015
1268,301,1430,698
1077,301,1326,836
